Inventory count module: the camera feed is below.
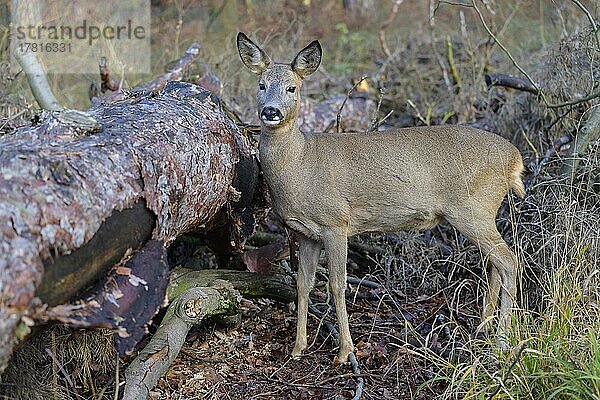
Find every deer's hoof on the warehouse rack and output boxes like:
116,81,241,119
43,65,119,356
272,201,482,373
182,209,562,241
335,347,353,365
291,346,305,359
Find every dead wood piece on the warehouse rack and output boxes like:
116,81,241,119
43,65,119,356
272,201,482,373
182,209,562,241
169,267,296,304
485,73,539,95
243,240,289,274
122,280,239,400
44,240,170,355
99,56,119,93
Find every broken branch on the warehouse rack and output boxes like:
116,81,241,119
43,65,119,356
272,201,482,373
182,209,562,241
485,73,539,95
336,76,368,134
122,280,239,400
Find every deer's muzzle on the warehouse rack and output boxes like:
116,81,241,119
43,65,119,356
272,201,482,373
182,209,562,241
260,106,284,126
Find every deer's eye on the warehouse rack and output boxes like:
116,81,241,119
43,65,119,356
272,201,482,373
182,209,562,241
259,83,266,90
287,86,296,93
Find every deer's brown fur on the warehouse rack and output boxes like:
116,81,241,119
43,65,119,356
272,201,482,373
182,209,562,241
237,32,524,363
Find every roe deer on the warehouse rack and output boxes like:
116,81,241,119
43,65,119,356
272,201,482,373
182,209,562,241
237,32,524,363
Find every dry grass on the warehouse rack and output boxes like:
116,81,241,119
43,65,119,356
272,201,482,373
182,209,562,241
1,325,117,400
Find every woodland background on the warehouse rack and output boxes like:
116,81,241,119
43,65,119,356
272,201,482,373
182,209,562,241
1,0,600,399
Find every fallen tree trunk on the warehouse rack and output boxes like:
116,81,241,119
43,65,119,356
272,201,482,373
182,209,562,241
0,79,258,373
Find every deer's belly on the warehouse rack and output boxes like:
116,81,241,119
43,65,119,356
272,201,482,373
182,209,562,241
348,205,441,236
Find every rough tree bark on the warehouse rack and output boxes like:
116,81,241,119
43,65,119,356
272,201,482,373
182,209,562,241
560,105,600,178
0,80,258,374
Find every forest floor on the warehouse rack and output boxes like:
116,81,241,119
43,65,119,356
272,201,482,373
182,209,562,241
153,228,487,400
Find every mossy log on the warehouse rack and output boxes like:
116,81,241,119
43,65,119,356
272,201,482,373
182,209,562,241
122,269,296,399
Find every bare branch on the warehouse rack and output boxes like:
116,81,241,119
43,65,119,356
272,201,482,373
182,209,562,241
367,87,385,132
348,353,364,400
13,49,63,111
485,73,539,94
336,76,368,134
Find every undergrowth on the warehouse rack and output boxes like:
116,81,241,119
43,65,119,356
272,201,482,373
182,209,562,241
418,145,600,399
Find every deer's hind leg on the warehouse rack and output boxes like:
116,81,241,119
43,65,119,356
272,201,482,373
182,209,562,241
446,214,518,333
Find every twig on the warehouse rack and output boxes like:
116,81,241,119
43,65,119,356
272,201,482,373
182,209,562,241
13,49,63,111
533,135,571,176
260,377,336,391
378,0,404,59
309,299,338,342
370,110,394,131
485,73,539,94
487,343,526,399
113,354,120,400
367,87,385,132
348,353,364,400
545,90,600,109
337,76,368,134
406,99,428,125
317,372,369,386
44,348,75,389
446,35,461,90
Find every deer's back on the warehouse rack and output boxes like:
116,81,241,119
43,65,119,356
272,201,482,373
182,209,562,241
273,125,522,237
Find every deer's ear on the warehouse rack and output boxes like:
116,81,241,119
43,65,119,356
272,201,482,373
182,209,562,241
291,40,322,78
237,32,271,74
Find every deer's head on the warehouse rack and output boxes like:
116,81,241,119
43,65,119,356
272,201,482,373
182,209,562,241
237,32,322,130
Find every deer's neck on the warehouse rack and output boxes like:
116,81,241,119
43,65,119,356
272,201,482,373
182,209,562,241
258,119,306,215
259,119,305,174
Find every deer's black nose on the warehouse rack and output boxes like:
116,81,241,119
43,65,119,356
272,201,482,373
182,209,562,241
261,106,283,122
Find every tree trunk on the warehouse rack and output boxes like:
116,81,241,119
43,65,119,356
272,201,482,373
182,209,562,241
0,81,258,374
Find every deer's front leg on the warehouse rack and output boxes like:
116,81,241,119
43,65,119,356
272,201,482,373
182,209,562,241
292,234,321,358
322,229,354,363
